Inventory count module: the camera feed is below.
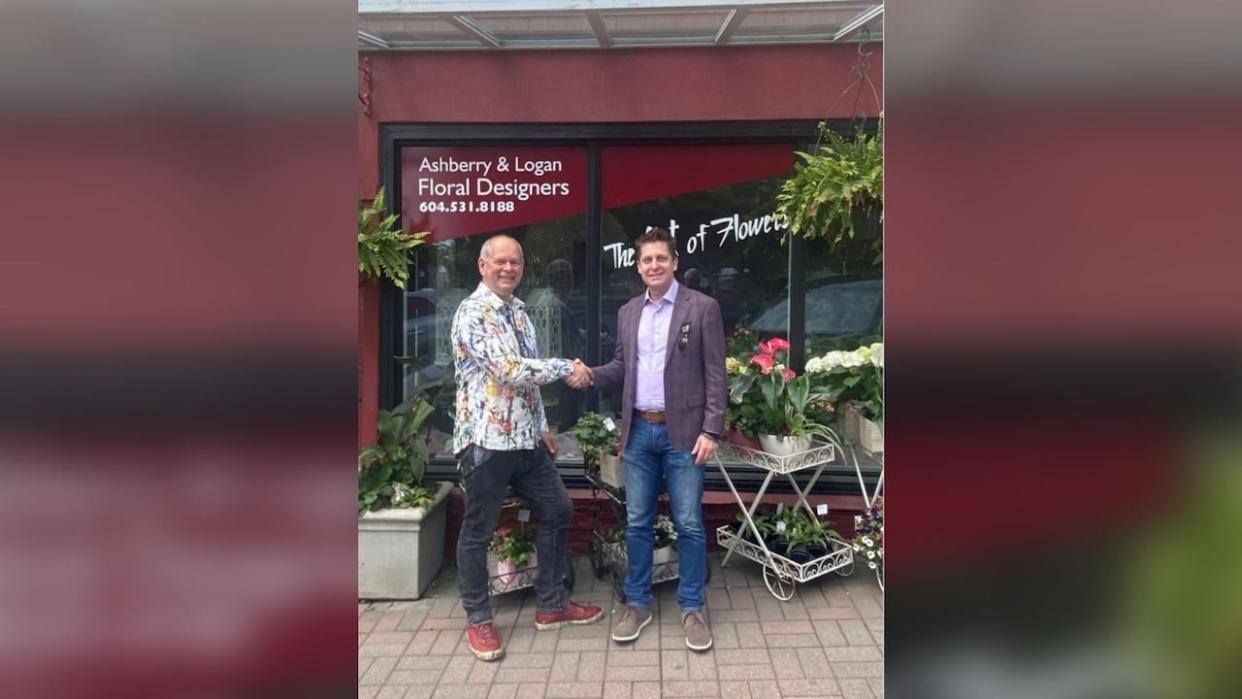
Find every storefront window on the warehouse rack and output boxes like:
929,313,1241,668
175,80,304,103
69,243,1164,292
395,139,861,466
596,143,797,415
801,237,883,358
399,146,589,460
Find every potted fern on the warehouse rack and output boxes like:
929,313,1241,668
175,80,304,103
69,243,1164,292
358,186,429,290
775,118,883,265
357,395,454,599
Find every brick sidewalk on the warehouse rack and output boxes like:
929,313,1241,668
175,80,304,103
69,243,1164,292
359,553,884,699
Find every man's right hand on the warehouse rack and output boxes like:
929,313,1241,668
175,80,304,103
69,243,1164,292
565,359,592,389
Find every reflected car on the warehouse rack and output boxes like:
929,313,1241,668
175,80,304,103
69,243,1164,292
743,278,882,338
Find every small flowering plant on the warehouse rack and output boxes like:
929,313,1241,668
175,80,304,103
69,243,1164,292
852,499,884,578
489,526,536,567
654,514,678,549
806,342,883,423
728,337,839,443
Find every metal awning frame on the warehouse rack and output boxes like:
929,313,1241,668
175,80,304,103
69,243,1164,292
359,0,882,51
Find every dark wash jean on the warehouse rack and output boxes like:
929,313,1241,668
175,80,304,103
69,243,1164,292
622,417,707,612
456,444,574,626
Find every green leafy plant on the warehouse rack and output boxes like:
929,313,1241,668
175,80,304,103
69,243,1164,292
489,526,536,567
775,119,883,264
569,411,620,464
357,395,436,514
358,186,430,289
726,356,764,438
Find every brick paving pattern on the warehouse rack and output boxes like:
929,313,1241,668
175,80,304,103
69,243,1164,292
360,553,884,698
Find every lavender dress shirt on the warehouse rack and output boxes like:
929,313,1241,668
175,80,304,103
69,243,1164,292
634,279,679,411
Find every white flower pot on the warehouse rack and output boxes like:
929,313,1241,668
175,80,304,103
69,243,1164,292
859,418,883,453
598,453,624,489
358,480,454,599
652,545,674,565
490,552,538,592
758,434,812,456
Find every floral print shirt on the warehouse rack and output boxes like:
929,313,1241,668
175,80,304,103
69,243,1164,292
451,283,573,454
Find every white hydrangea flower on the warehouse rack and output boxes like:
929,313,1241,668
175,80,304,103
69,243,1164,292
870,344,884,368
840,352,865,368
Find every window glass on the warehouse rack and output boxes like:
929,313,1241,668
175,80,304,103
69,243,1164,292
802,235,883,357
400,146,589,460
598,144,796,417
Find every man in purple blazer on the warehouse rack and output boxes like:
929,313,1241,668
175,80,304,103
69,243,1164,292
583,227,727,652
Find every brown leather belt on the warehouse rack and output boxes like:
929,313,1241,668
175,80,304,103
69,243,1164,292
635,409,666,423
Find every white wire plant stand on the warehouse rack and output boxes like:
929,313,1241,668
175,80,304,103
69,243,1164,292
583,464,686,601
455,460,576,598
713,440,856,601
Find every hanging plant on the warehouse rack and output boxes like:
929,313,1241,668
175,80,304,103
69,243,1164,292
358,186,429,289
775,118,883,264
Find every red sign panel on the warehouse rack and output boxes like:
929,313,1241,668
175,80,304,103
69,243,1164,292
602,144,795,209
401,146,588,242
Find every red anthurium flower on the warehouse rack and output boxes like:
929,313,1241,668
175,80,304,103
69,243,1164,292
757,340,773,356
751,353,774,374
767,337,791,353
783,368,796,381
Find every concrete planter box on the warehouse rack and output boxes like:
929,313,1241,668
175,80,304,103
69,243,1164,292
358,480,454,600
859,417,883,453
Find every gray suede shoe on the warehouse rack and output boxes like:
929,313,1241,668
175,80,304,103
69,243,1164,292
610,605,652,643
683,610,713,651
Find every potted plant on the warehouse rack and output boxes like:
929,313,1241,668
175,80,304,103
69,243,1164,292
358,186,429,290
357,395,454,599
725,356,764,450
806,342,883,452
569,412,623,488
852,499,883,589
488,525,537,592
775,118,884,266
783,510,823,564
653,514,678,565
731,338,840,456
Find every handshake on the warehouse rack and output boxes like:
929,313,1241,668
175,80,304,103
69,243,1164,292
563,358,594,390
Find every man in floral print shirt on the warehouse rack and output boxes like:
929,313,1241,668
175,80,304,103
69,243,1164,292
450,234,600,661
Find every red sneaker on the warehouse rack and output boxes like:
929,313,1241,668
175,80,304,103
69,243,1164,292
534,601,605,630
466,621,504,661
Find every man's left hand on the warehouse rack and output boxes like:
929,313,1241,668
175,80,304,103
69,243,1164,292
691,434,718,465
541,431,558,457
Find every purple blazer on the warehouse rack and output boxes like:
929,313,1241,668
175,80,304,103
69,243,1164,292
591,285,727,452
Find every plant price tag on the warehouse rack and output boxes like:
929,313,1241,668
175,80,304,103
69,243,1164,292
776,521,787,532
776,502,785,515
603,417,616,431
817,503,829,516
517,509,531,523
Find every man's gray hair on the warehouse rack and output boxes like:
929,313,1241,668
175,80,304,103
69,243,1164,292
480,235,523,261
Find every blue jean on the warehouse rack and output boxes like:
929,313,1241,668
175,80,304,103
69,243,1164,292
456,445,573,626
622,416,707,612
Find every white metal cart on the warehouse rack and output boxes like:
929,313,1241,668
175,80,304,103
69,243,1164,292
713,441,855,600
